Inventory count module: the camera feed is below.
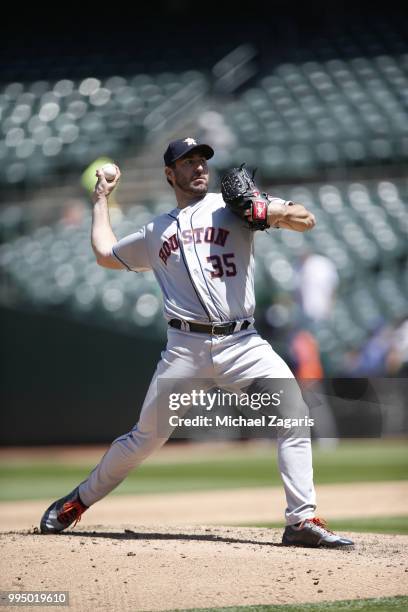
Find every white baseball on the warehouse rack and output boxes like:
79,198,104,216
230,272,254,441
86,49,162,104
101,163,118,182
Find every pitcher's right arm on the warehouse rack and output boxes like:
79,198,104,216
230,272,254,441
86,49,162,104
91,166,125,269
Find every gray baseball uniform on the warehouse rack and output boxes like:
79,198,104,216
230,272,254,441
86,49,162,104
77,192,316,525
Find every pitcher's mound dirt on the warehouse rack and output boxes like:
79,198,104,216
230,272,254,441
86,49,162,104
1,526,407,611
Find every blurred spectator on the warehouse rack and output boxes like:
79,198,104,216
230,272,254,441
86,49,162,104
290,329,323,379
386,317,408,376
297,252,339,322
342,319,393,376
61,198,87,227
290,328,338,446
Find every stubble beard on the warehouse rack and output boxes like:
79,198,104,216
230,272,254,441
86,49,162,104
175,175,208,197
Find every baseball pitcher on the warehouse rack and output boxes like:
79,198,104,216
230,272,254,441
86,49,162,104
40,137,353,548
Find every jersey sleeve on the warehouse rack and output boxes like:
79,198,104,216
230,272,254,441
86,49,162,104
267,196,291,206
112,226,152,272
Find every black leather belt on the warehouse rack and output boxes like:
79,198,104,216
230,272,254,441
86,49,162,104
168,319,251,336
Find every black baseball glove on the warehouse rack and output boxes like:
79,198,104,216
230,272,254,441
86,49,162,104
221,163,270,231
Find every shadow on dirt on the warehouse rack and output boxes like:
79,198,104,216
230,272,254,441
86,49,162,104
22,526,284,547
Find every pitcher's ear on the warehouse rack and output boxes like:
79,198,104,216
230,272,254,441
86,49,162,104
165,166,174,188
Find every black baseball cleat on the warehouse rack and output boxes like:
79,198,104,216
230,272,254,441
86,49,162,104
282,517,354,548
40,487,88,534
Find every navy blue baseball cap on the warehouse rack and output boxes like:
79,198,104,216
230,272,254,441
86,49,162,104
164,137,214,166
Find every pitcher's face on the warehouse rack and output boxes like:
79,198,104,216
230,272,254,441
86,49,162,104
167,152,209,196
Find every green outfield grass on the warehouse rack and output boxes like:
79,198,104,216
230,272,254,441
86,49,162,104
0,440,407,502
242,516,408,535
170,596,408,612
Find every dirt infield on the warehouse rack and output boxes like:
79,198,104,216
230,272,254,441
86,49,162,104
1,526,407,611
1,482,408,611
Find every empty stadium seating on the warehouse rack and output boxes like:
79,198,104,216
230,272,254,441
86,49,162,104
1,52,406,184
1,177,406,372
0,71,209,185
219,54,408,176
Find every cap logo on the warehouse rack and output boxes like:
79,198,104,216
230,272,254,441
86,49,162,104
183,138,197,146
